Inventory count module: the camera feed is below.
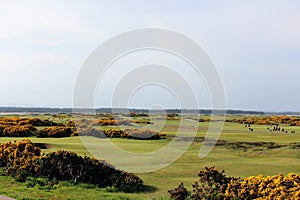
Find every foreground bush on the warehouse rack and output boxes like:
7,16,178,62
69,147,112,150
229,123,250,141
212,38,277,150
168,183,189,200
191,166,236,200
168,166,300,200
0,139,41,168
225,174,300,199
34,150,143,192
0,139,41,181
0,140,143,192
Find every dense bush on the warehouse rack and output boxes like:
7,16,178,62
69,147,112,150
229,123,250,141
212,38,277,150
129,112,149,117
166,114,180,120
30,150,143,192
168,183,189,200
227,116,300,126
0,139,41,181
37,150,111,184
225,174,300,199
0,117,18,126
169,167,300,200
191,166,236,200
35,127,73,138
98,119,117,126
167,113,179,118
199,118,211,122
91,119,133,126
104,128,127,138
76,127,106,138
77,127,165,140
90,117,150,126
124,128,165,139
111,170,144,192
105,128,165,139
0,124,36,137
66,120,75,127
132,119,152,124
0,117,62,137
25,118,60,126
97,113,115,119
116,119,132,126
0,139,41,167
0,117,59,126
0,140,143,192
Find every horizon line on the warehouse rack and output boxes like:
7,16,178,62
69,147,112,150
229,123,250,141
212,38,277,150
0,106,300,114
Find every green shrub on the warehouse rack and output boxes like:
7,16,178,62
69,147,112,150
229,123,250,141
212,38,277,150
104,129,127,138
168,167,237,200
98,119,117,126
76,127,107,138
124,129,165,139
0,139,41,181
191,166,236,200
77,128,165,140
167,113,179,118
0,139,144,193
168,183,189,200
24,118,60,126
169,166,300,200
129,112,149,117
111,171,144,193
0,125,36,137
33,150,143,192
133,119,152,124
225,174,300,199
0,117,59,126
35,127,73,138
0,139,41,167
65,120,75,127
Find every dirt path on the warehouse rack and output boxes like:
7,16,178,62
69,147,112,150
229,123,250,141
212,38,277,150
0,195,15,200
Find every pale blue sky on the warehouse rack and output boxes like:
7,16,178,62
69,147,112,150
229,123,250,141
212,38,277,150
0,0,299,111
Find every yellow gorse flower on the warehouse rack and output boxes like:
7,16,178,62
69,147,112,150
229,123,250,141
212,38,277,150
226,173,300,199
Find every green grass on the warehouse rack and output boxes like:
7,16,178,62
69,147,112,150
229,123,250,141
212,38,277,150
0,169,151,200
0,114,300,199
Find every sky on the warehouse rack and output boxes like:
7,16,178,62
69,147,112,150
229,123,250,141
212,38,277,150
0,0,299,112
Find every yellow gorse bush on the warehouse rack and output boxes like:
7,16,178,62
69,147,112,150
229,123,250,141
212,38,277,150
228,115,300,126
225,173,300,199
169,167,300,200
0,139,144,192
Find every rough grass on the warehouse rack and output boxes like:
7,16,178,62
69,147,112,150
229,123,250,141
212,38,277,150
0,168,150,200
